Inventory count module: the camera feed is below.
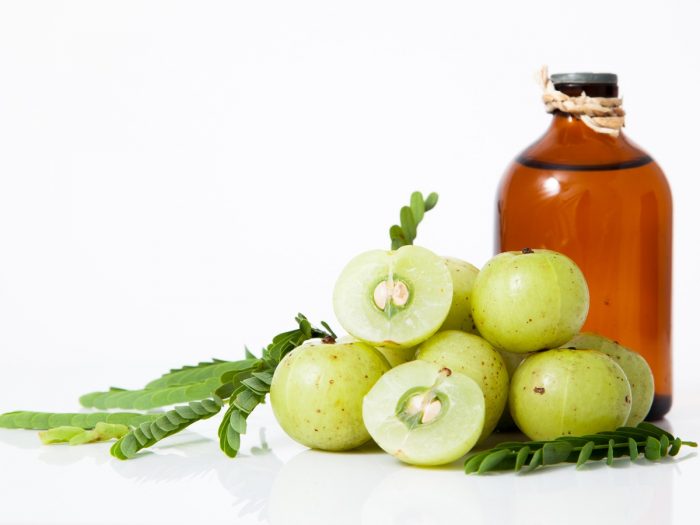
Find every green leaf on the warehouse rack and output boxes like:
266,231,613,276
464,451,492,474
606,439,615,465
39,426,85,444
424,192,438,211
628,437,639,460
410,192,425,224
477,449,511,474
69,430,100,446
576,441,594,468
669,437,682,456
515,446,530,471
389,225,406,244
526,448,543,472
251,370,274,385
644,437,661,460
241,376,270,395
399,206,417,242
233,389,262,414
39,422,130,446
542,441,573,465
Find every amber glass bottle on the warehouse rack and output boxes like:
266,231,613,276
496,73,672,419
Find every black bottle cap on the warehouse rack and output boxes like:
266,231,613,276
550,72,618,85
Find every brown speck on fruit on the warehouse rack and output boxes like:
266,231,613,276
329,379,335,384
533,386,545,394
604,299,610,306
527,318,532,323
625,395,631,404
322,335,336,344
316,409,321,413
522,247,534,254
331,355,338,360
364,374,368,379
439,367,452,377
314,428,318,432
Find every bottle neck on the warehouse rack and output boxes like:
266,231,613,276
546,111,623,142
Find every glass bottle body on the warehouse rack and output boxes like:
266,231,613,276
496,113,672,419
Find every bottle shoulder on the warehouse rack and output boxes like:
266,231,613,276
516,115,652,168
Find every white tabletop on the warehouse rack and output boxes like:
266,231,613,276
1,362,698,525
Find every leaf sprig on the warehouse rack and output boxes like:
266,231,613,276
0,410,160,430
110,397,224,459
389,191,439,249
465,422,697,474
107,314,334,460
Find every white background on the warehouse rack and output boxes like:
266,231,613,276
1,2,699,524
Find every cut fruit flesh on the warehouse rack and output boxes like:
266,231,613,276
362,360,485,466
333,245,453,348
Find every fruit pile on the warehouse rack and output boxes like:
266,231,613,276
1,191,692,472
269,192,655,466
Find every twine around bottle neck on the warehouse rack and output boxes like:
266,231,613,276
538,67,626,137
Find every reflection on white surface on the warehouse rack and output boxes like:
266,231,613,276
479,462,673,525
362,464,487,525
267,443,393,525
108,427,285,524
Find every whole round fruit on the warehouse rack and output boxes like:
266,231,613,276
415,330,508,442
440,257,480,333
362,360,485,466
471,248,589,353
562,332,654,426
333,245,453,348
270,339,390,451
509,348,631,440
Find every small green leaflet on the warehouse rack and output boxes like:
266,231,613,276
464,422,697,474
40,422,129,445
